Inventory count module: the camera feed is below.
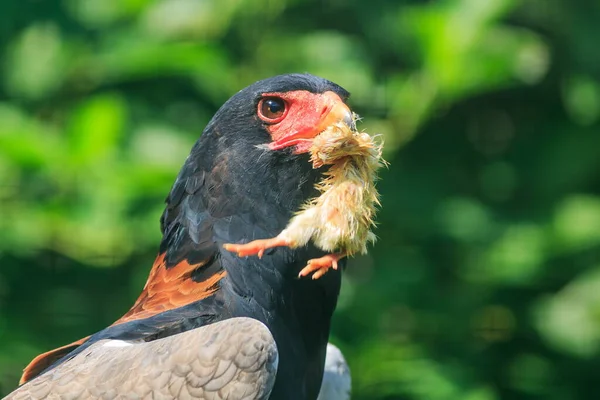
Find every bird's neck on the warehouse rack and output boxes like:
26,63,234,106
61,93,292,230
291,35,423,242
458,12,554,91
162,135,342,399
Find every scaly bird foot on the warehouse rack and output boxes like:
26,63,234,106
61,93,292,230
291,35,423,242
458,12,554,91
299,253,345,280
223,237,291,258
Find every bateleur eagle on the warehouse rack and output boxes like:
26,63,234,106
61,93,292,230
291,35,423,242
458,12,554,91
8,74,358,400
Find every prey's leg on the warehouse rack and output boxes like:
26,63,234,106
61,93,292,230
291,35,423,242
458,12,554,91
223,237,291,258
299,253,345,280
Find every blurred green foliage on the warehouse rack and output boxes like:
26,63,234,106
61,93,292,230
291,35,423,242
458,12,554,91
0,0,599,398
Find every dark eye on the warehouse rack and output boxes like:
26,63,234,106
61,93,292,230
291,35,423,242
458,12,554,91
258,97,287,122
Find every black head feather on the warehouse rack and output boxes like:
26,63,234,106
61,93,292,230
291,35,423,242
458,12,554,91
204,73,350,148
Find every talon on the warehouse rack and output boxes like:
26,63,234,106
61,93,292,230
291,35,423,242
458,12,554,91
224,237,291,258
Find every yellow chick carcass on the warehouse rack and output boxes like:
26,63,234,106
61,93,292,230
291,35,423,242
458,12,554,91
224,119,385,279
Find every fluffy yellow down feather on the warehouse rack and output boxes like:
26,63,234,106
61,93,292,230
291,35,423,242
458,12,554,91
224,116,385,278
278,119,385,257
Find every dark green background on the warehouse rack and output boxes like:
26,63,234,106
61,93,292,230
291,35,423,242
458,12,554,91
1,0,599,398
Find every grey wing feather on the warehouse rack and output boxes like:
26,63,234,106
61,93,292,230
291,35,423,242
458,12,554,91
317,343,351,400
5,317,278,400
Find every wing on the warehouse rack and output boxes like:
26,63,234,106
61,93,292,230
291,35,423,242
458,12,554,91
317,343,351,400
18,337,90,385
20,143,233,384
7,318,278,400
18,252,227,384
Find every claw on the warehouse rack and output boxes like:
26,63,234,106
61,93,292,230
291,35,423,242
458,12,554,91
223,237,291,258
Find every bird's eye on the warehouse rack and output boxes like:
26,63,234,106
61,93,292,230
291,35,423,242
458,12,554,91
258,97,287,122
